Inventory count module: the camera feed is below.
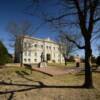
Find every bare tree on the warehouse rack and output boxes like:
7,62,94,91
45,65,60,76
7,20,32,67
57,33,76,65
27,0,100,88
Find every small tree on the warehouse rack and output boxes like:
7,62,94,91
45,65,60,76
96,56,100,67
58,34,76,57
57,33,76,65
0,41,11,65
68,56,75,62
91,55,96,64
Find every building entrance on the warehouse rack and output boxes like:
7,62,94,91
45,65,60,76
46,54,51,61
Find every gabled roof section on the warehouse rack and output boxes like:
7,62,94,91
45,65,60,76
24,35,58,44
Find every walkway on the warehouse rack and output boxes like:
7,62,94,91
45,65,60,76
32,66,83,76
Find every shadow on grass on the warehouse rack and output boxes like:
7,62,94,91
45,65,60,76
92,68,100,73
16,71,33,81
0,81,87,95
7,92,14,100
21,70,30,75
75,68,100,76
75,72,85,76
92,71,100,73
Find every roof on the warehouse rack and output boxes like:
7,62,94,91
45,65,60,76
24,35,58,45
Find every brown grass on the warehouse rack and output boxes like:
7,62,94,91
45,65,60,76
0,66,100,100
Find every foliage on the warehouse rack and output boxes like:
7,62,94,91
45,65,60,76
91,55,96,63
96,56,100,66
68,56,75,62
0,41,12,65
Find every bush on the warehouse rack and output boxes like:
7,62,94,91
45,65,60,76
68,56,75,62
0,41,12,65
91,55,96,63
96,56,100,66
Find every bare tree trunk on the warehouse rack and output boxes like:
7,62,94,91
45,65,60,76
20,51,23,67
20,39,23,67
83,39,93,88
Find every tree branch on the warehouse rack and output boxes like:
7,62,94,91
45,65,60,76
74,0,87,38
74,0,82,15
88,0,99,33
62,32,85,49
45,12,77,22
94,17,100,23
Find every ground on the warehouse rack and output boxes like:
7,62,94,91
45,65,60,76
0,64,100,100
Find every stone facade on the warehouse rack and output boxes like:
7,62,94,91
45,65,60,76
15,36,64,64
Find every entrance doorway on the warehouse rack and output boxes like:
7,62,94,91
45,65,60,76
46,54,51,61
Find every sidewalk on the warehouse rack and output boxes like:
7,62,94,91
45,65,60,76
32,66,83,76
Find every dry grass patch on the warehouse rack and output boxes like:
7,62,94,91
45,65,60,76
0,66,100,100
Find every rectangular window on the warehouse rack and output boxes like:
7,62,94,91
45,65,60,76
58,54,60,57
46,46,48,49
49,46,51,49
24,52,27,56
58,59,60,62
28,51,31,56
34,59,37,62
28,43,31,48
24,42,27,48
34,44,37,47
28,59,31,62
54,53,55,58
35,52,37,56
24,59,27,62
41,45,43,49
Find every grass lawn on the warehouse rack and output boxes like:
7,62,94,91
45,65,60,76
48,62,75,67
0,66,100,100
48,62,84,69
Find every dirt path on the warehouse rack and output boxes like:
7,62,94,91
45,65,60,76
32,67,83,76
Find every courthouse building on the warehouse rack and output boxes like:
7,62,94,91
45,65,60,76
15,36,64,64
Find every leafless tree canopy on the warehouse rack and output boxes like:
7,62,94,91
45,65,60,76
7,20,32,39
57,33,76,57
27,0,100,47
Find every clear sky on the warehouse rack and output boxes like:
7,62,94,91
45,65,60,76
0,0,99,57
0,0,59,53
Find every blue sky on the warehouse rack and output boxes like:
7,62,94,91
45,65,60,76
0,0,58,53
0,0,99,57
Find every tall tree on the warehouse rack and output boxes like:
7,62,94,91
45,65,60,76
7,20,32,67
28,0,100,88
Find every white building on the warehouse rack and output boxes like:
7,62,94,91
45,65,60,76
15,36,64,64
